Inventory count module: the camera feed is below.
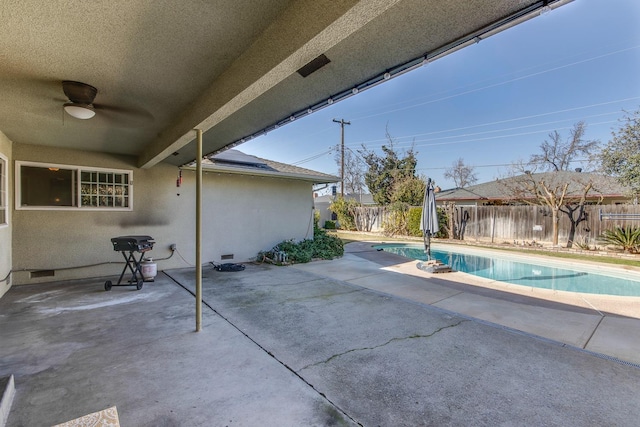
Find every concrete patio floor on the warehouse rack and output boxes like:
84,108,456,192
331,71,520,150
311,242,640,366
1,244,639,426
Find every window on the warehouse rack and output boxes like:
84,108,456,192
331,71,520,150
16,161,132,211
20,165,76,207
0,153,7,225
80,170,130,208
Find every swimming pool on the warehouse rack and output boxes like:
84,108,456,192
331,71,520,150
375,243,640,296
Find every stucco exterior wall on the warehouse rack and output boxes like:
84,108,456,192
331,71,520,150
204,171,314,260
11,144,314,286
315,200,334,228
0,131,12,298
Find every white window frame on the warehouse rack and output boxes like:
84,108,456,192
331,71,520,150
0,153,8,227
15,161,133,211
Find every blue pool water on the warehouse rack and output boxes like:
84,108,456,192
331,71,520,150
375,244,640,296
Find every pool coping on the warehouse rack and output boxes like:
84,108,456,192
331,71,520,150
372,241,640,319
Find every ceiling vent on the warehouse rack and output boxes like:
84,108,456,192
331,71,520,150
297,54,331,78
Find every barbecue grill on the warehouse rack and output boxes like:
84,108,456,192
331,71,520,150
105,235,155,291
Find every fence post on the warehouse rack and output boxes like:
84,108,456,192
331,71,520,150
474,204,478,241
491,208,495,244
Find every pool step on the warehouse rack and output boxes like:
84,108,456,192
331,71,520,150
416,260,453,273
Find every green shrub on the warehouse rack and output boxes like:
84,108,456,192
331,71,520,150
407,207,423,237
313,210,321,230
257,228,344,265
383,205,446,238
436,207,448,238
382,202,410,236
329,197,358,231
275,239,313,263
598,227,640,253
311,228,344,259
324,220,336,229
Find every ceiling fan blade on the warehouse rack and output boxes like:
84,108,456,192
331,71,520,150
94,103,155,127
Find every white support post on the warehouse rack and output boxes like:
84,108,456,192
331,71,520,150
195,129,203,332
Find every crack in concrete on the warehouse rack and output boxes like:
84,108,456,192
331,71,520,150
299,319,468,371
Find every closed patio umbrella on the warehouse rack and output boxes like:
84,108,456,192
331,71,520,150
420,178,439,258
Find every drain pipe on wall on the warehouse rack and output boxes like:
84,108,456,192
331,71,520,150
195,128,203,332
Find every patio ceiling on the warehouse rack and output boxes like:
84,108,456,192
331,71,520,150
0,0,572,169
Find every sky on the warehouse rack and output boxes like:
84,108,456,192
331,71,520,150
240,0,640,192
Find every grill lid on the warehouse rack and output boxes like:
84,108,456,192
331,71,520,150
111,235,155,252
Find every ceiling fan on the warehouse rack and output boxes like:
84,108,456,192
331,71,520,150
60,80,154,126
62,80,98,119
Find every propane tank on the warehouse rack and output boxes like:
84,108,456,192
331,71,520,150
141,258,158,281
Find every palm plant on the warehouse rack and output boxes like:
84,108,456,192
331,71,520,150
598,227,640,253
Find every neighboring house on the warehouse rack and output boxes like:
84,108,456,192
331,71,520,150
5,145,335,289
314,192,375,227
435,171,631,206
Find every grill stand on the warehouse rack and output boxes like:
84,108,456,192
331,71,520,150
105,251,146,291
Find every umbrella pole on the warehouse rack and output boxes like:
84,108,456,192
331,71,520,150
422,179,428,257
423,178,432,259
423,224,427,255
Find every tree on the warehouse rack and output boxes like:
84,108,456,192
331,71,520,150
443,158,478,188
600,108,640,201
530,121,599,171
503,122,601,247
359,128,418,205
333,146,365,196
390,175,425,206
383,175,426,236
505,170,602,247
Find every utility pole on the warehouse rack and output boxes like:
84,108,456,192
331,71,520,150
333,118,350,197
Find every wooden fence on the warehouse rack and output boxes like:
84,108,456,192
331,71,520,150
359,204,640,245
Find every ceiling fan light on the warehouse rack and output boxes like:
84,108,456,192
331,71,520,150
63,102,95,119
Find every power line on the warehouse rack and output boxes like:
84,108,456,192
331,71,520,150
295,133,599,188
347,98,640,147
349,45,640,122
348,42,640,120
289,115,617,167
412,120,616,148
416,158,592,171
290,148,333,165
288,99,636,166
351,120,616,153
346,141,592,171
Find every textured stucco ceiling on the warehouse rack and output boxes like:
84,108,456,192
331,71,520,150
0,0,573,168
